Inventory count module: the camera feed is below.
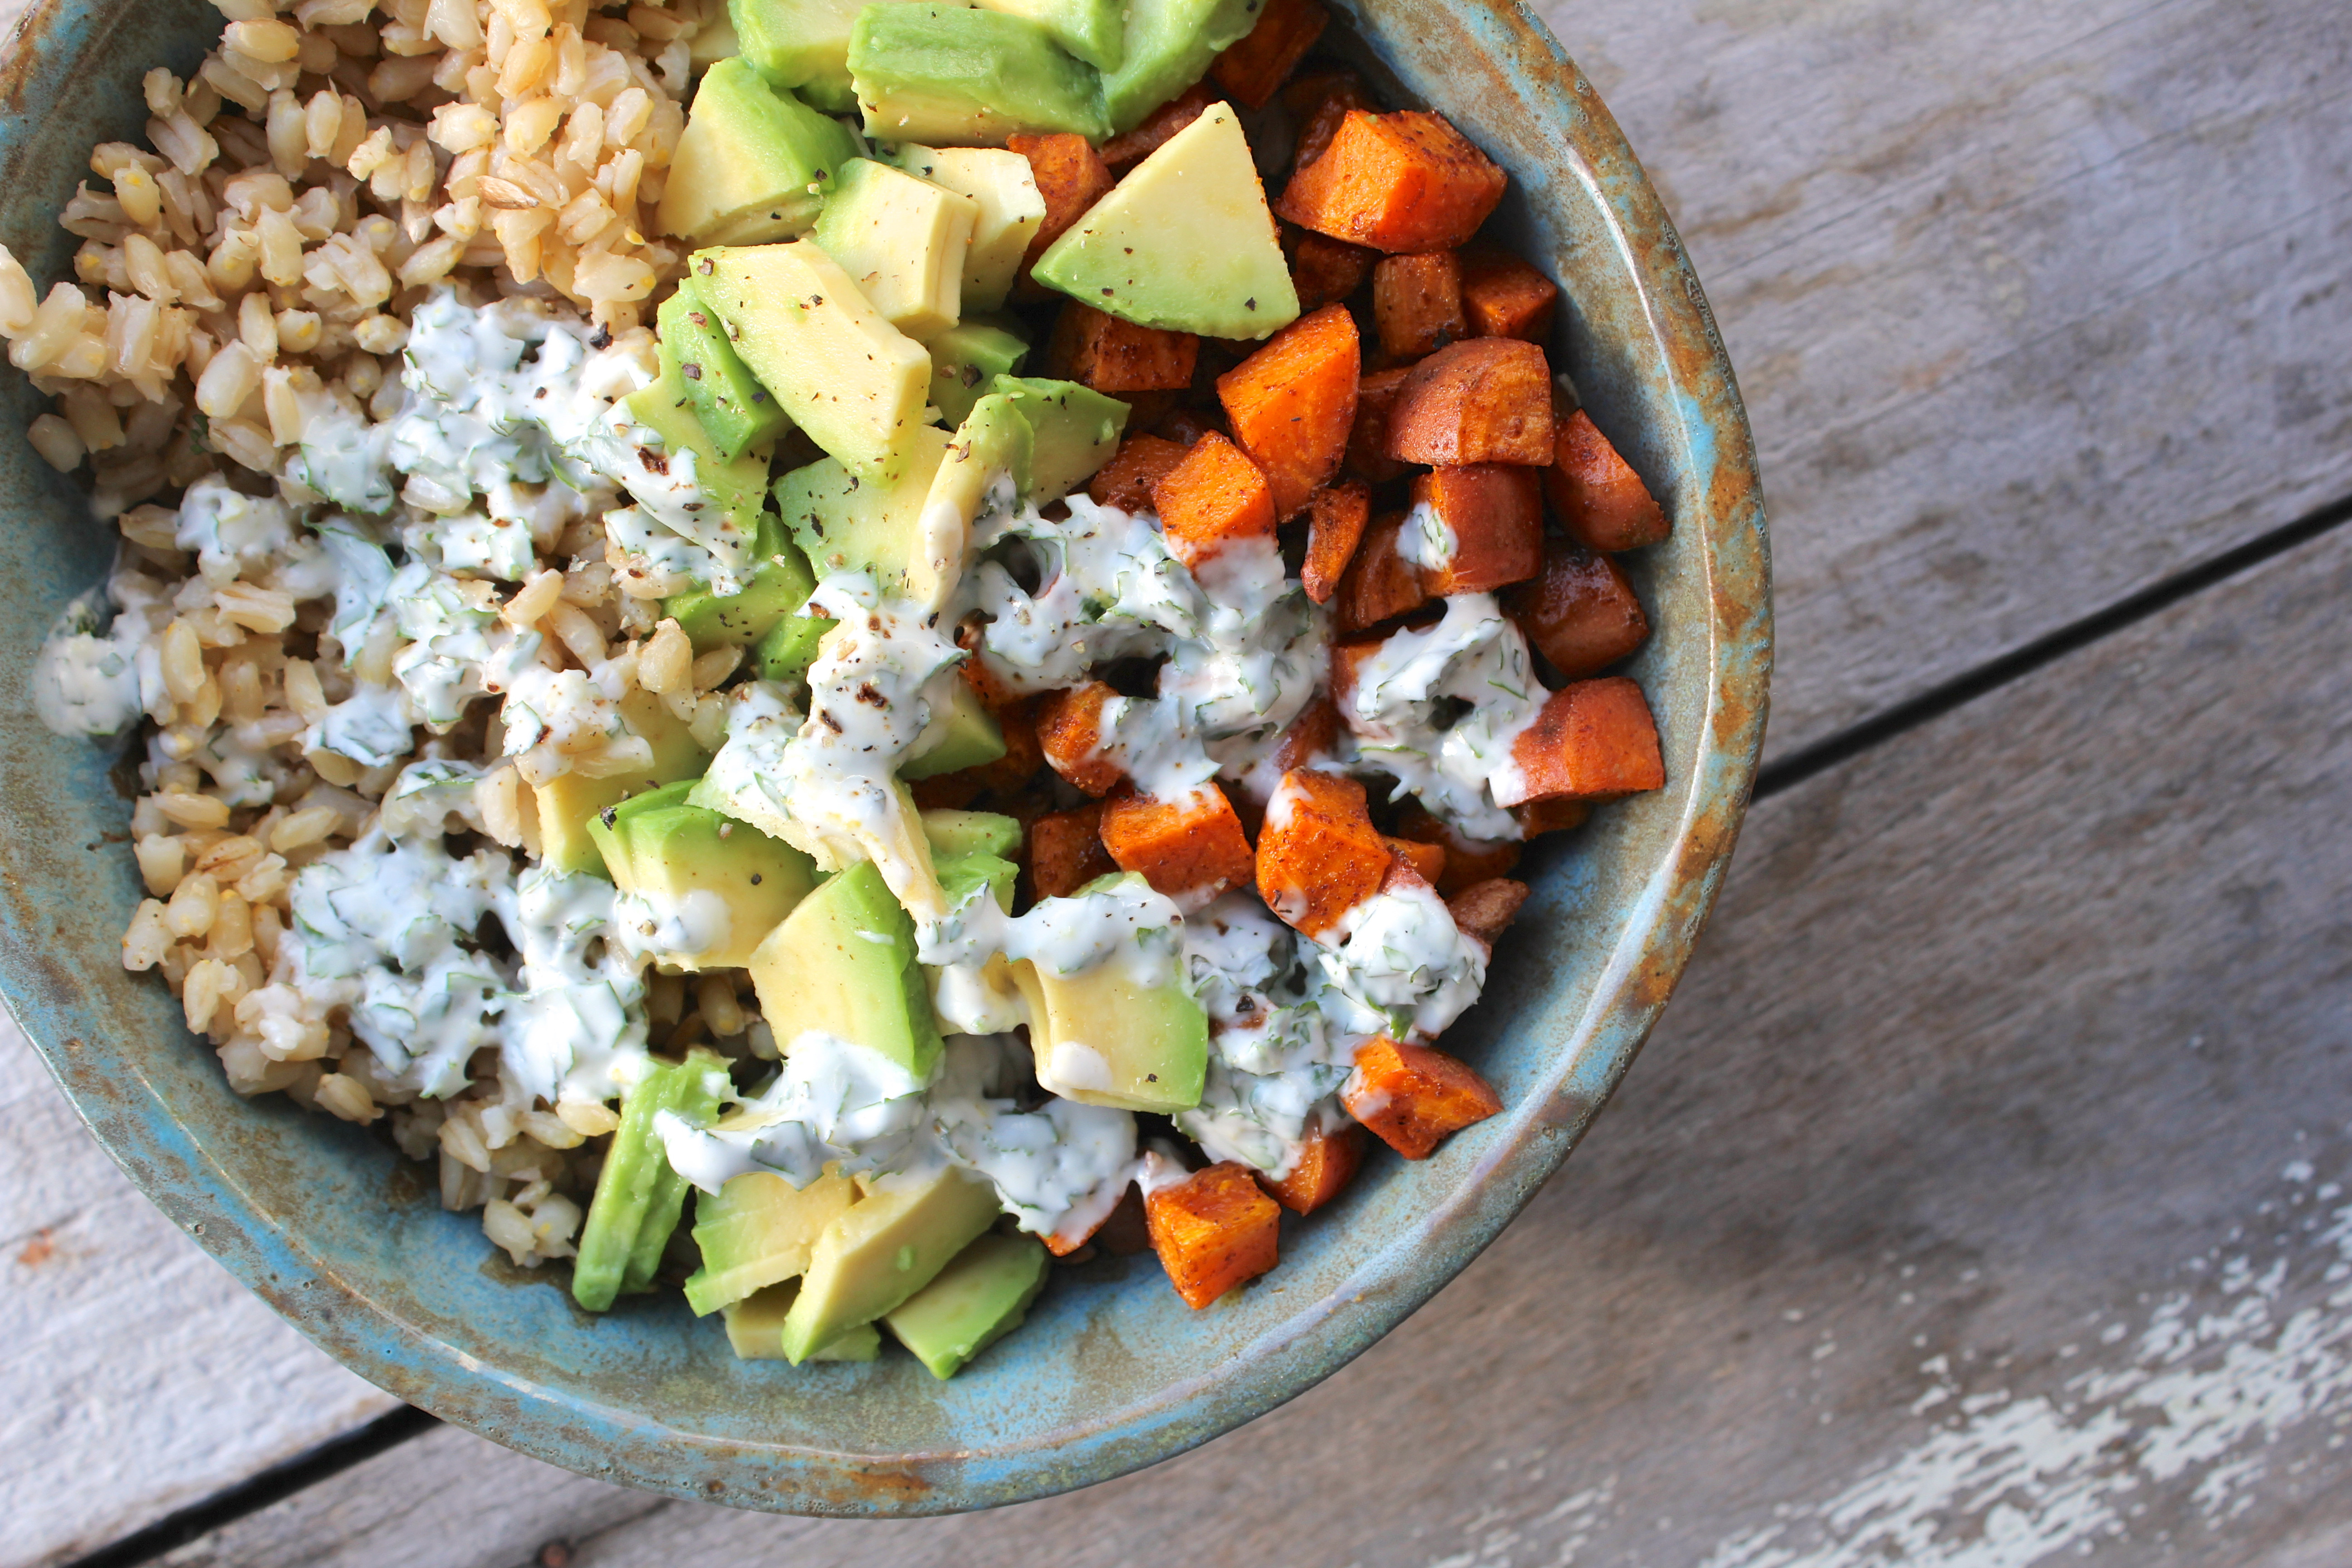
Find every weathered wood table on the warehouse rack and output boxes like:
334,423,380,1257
9,0,2351,1563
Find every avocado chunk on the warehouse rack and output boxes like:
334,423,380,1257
746,859,944,1080
933,848,1019,913
1098,0,1261,135
970,0,1124,72
693,242,935,481
991,375,1127,501
774,424,956,594
884,1231,1051,1379
571,1049,731,1312
731,0,970,115
624,349,777,559
780,1164,1004,1362
658,60,861,247
926,321,1031,427
586,793,818,970
1033,102,1300,340
813,158,980,343
920,808,1022,860
755,603,833,686
902,392,1033,607
901,679,1007,779
533,690,710,878
1011,880,1210,1112
722,1279,885,1360
662,510,819,652
849,5,1110,145
685,1167,859,1315
657,281,794,461
884,147,1047,311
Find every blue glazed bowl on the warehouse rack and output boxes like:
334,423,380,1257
0,0,1770,1515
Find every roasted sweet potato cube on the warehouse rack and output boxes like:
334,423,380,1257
1100,784,1256,901
1386,338,1555,466
1409,465,1543,595
1346,364,1412,482
1087,432,1191,511
1211,0,1328,108
1147,1161,1282,1308
1036,681,1123,797
1029,799,1117,899
1392,803,1522,896
1284,69,1378,173
1155,403,1223,447
1514,797,1591,838
1010,132,1114,276
1278,109,1507,253
1504,539,1649,678
1289,229,1375,311
1501,676,1665,806
1548,408,1668,552
1302,480,1371,604
1325,637,1383,715
1372,251,1466,360
1100,83,1217,168
1270,696,1339,775
1383,833,1447,886
1344,1038,1503,1159
1332,510,1431,634
1446,876,1529,947
1048,303,1200,393
1258,1122,1365,1215
1216,304,1360,519
1460,248,1560,343
1152,430,1276,568
1255,768,1392,939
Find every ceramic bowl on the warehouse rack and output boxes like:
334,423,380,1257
0,0,1770,1515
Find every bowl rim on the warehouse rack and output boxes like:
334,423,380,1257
3,0,1772,1518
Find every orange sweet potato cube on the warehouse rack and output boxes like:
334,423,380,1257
1254,768,1393,939
1502,676,1665,806
1100,784,1256,901
1385,338,1555,466
1284,69,1378,173
1514,797,1592,838
1211,0,1328,107
1409,465,1543,595
1278,109,1507,253
1460,248,1560,343
1289,229,1375,311
1504,539,1649,678
1548,408,1668,552
1152,430,1276,567
1446,876,1529,947
1009,132,1114,276
1383,833,1446,886
1392,803,1522,896
1048,302,1200,393
1147,1161,1282,1309
1344,1038,1502,1158
1345,364,1413,482
1331,510,1431,634
1216,304,1361,519
1257,1122,1365,1215
1270,696,1339,776
1100,82,1217,168
1087,432,1192,512
1301,480,1371,604
1036,681,1124,797
1029,799,1117,899
1325,638,1382,717
1372,251,1467,360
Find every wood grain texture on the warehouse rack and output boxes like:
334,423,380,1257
155,526,2352,1565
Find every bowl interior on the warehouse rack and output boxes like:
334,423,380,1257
0,0,1769,1515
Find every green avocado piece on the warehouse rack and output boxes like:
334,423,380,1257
883,147,1047,311
900,679,1007,779
686,1167,859,1316
571,1049,732,1312
586,794,819,971
1011,876,1210,1112
919,808,1022,860
662,510,818,652
692,242,935,482
657,60,861,247
625,361,776,527
991,375,1127,500
722,1279,886,1359
746,859,944,1080
1098,0,1262,135
897,392,1031,607
658,281,794,461
780,1165,1004,1363
774,425,955,594
927,321,1030,426
815,158,981,342
884,1231,1051,1379
970,0,1124,72
849,5,1110,145
532,691,710,878
1033,102,1300,340
755,603,833,686
933,848,1019,913
731,0,970,115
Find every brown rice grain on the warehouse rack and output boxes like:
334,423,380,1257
164,870,221,939
135,835,187,896
637,617,689,693
546,600,605,666
27,414,85,471
270,803,343,852
208,889,255,958
123,900,171,970
554,1098,619,1138
697,973,745,1038
314,1071,380,1123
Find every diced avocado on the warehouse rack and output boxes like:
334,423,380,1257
658,60,861,247
934,848,1018,913
991,375,1127,501
779,1164,1003,1363
746,859,944,1079
970,0,1124,72
657,281,794,461
572,1049,731,1312
1098,0,1261,135
626,363,776,527
663,510,818,652
1033,102,1300,340
900,392,1032,608
534,690,710,877
755,603,832,686
685,1167,859,1315
901,679,1007,779
927,321,1030,427
692,243,935,482
849,5,1110,146
884,1231,1051,1378
732,0,971,115
1012,885,1210,1112
722,1279,885,1360
920,808,1022,859
586,795,819,970
884,147,1047,311
815,158,979,343
774,425,955,592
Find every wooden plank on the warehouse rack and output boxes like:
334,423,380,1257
156,526,2352,1563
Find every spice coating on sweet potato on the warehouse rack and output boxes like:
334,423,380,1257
1269,696,1340,777
1211,0,1329,108
1302,480,1372,604
1501,676,1666,807
1100,784,1257,901
1028,799,1117,900
1258,1122,1365,1215
1372,250,1467,360
1385,338,1555,466
1277,109,1508,253
1446,877,1529,947
1147,1161,1282,1308
1288,229,1375,312
1048,303,1200,393
1255,768,1393,939
1392,804,1523,896
1409,464,1544,595
1346,364,1413,482
1343,1038,1503,1159
1514,796,1592,838
1548,408,1668,552
1100,83,1217,168
1460,248,1560,343
1216,304,1361,519
1331,510,1432,634
1152,430,1277,567
1010,132,1114,276
1504,539,1650,678
1036,681,1124,797
1086,432,1191,511
1383,833,1448,887
1284,70,1379,174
